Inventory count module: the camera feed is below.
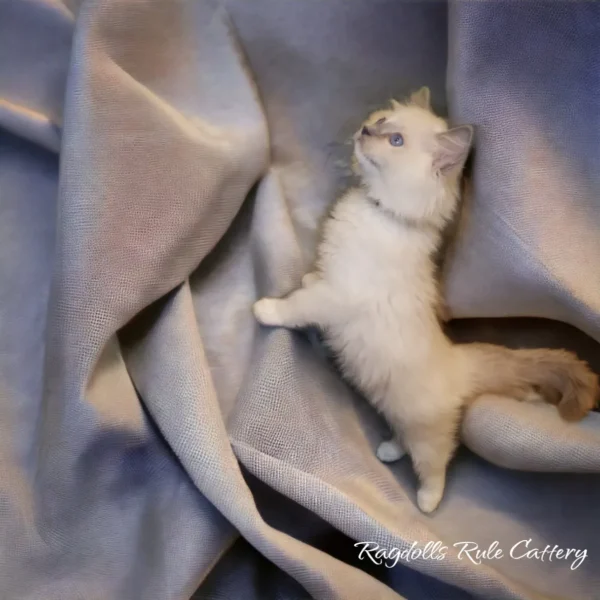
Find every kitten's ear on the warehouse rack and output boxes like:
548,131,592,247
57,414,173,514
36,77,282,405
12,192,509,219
409,86,431,110
433,125,473,175
390,98,402,110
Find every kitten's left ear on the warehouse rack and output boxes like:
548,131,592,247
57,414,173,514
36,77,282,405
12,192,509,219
409,86,431,110
433,125,474,175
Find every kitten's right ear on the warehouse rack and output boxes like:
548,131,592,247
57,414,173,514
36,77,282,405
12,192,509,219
433,125,473,175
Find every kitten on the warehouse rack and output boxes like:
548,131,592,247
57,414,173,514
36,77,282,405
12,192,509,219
253,88,599,513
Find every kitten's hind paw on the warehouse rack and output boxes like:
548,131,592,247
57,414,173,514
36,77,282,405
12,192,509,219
253,298,284,327
417,486,443,514
376,439,405,463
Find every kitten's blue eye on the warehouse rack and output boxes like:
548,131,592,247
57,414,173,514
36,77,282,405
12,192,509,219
389,133,404,147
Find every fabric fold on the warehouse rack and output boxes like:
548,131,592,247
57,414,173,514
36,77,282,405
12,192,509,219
1,0,599,598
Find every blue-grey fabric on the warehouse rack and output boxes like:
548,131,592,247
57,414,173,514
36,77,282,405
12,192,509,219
1,1,599,598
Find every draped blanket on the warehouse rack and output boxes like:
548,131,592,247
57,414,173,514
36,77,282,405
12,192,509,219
1,1,599,598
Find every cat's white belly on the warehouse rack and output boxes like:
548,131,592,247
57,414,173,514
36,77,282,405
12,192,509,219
323,297,451,408
315,190,458,411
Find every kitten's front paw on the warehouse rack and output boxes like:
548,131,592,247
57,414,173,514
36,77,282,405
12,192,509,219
253,298,284,327
376,440,405,463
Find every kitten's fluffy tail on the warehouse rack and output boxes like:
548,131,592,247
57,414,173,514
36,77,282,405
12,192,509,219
459,343,599,421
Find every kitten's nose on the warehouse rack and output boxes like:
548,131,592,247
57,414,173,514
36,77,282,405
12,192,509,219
361,125,372,136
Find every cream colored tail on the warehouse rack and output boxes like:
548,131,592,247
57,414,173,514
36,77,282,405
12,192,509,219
458,343,599,421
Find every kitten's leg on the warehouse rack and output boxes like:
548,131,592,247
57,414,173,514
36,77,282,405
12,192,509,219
437,300,451,323
401,414,460,513
302,272,320,288
253,282,332,329
376,438,405,462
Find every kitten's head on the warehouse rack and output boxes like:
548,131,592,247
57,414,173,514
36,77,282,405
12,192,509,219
353,87,473,228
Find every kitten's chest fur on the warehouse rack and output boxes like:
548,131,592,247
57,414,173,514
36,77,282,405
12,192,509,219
314,188,448,401
318,188,440,319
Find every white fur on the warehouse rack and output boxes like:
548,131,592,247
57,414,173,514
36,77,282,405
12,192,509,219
376,439,405,463
254,97,472,513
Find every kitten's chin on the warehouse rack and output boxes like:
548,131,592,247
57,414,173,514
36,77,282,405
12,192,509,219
353,144,378,171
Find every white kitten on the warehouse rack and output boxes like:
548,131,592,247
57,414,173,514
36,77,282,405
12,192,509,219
253,88,598,513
